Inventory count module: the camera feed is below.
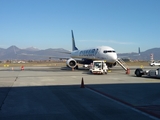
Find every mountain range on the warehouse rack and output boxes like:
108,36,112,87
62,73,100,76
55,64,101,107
0,46,70,61
117,48,160,61
0,46,160,61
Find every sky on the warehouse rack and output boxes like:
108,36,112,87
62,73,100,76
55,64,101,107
0,0,160,53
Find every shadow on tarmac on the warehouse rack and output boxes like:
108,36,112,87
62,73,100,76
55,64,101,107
0,83,160,119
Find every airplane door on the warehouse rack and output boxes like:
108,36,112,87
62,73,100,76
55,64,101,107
95,48,100,58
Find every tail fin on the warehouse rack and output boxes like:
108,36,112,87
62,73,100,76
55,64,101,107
138,47,140,55
71,30,78,51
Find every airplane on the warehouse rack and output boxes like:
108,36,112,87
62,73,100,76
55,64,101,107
66,30,118,69
13,30,120,69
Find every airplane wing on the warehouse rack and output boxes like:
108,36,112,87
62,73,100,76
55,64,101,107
13,46,71,60
16,53,69,59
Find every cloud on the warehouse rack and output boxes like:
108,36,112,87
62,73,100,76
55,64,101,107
107,40,134,45
78,40,135,45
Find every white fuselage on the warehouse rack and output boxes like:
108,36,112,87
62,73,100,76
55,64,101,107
70,46,117,63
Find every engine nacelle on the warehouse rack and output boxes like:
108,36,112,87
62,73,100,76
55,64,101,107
66,58,77,68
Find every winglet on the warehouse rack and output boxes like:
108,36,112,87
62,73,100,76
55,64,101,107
71,30,78,51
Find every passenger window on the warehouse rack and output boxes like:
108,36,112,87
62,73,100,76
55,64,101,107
103,51,107,53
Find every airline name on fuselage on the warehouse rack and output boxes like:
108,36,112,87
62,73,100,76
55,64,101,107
79,49,98,56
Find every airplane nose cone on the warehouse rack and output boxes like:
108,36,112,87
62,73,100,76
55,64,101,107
109,53,117,62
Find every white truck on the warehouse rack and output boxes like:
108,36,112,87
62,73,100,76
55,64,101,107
149,61,160,67
89,61,108,74
135,68,160,78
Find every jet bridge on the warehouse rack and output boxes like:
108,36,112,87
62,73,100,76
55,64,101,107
116,58,128,72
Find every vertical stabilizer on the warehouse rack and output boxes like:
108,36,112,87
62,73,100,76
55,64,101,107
71,30,78,51
138,47,140,55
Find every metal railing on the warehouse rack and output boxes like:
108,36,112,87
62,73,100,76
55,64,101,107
116,58,128,71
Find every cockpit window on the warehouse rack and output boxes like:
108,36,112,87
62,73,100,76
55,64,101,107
103,50,116,53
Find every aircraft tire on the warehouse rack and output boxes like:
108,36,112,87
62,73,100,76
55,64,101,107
135,68,143,77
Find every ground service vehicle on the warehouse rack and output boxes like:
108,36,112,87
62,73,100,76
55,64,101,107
135,68,160,78
149,61,160,66
89,61,108,74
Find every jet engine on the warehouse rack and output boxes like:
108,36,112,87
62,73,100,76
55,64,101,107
66,58,77,68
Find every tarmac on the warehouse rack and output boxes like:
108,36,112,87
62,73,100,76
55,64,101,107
0,65,160,120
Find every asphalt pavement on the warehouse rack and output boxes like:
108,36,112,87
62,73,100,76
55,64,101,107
0,66,160,120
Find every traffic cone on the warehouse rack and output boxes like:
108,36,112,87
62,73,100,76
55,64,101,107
126,68,130,74
21,66,24,70
81,77,85,88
